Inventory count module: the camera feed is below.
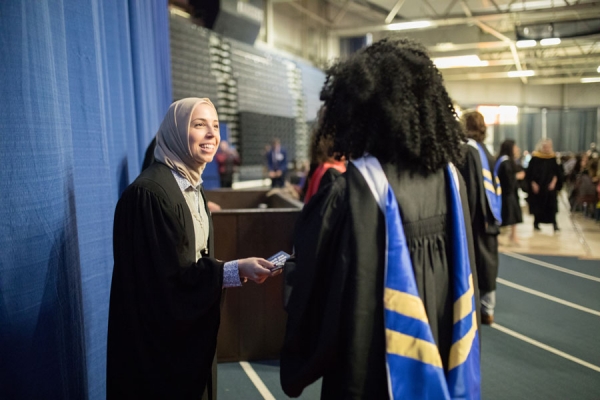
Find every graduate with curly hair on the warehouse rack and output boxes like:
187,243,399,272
281,39,481,400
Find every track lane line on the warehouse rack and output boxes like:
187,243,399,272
502,251,600,283
491,323,600,373
239,361,276,400
497,278,600,317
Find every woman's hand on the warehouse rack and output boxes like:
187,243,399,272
516,171,525,180
548,176,557,191
531,181,540,194
238,257,275,284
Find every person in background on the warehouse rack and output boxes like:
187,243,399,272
526,139,563,232
587,142,599,159
303,125,346,204
266,138,287,188
567,153,589,210
574,158,599,217
495,140,524,245
458,110,500,325
107,98,278,400
215,140,240,188
281,38,480,400
521,150,532,169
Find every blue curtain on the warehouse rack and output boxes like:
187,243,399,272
0,1,172,399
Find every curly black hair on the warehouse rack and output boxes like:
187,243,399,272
317,38,465,173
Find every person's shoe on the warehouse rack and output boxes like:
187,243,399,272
481,314,494,325
534,224,541,231
553,224,560,232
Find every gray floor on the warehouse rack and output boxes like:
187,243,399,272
218,253,600,399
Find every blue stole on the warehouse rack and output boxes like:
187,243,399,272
468,139,502,224
494,156,509,189
351,156,481,400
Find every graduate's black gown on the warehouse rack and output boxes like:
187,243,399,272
497,159,523,226
280,161,479,399
526,154,564,224
458,145,499,294
107,162,223,400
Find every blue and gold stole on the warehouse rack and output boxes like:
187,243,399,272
468,139,502,225
494,155,509,189
352,156,481,400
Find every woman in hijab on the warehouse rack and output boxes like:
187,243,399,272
107,98,277,399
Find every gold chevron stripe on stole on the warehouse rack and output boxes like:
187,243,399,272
384,288,429,323
453,275,475,323
386,329,443,368
495,177,502,194
484,181,496,193
448,312,478,370
482,169,492,180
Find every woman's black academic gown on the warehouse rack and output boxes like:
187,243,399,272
107,162,223,400
497,159,523,226
526,155,564,224
458,145,499,294
280,162,478,399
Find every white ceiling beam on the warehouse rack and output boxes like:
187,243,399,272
460,1,527,83
287,2,332,27
443,65,596,80
384,0,407,24
443,0,460,17
330,2,600,36
332,0,353,26
422,0,441,17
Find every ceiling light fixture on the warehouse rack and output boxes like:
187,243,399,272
507,70,535,77
516,40,537,48
581,77,600,83
433,55,489,69
540,38,561,46
597,66,600,73
385,20,433,31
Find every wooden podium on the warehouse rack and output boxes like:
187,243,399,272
205,189,302,362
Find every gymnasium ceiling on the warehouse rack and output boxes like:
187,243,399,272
274,0,600,84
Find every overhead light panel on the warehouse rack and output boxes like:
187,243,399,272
597,66,600,73
540,38,561,46
433,55,489,69
581,77,600,83
516,40,536,48
385,20,433,31
507,70,535,77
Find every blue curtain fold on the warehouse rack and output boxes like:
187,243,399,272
0,1,172,399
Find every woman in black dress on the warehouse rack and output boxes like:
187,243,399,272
526,139,563,232
107,98,277,399
281,38,480,400
496,140,524,244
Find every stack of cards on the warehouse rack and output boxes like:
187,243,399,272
267,251,291,272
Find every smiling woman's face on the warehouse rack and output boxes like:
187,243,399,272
188,103,220,166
